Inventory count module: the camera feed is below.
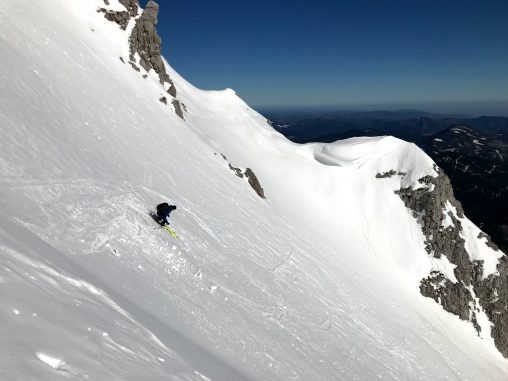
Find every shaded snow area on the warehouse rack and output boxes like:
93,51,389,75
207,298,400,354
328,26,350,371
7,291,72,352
1,0,508,380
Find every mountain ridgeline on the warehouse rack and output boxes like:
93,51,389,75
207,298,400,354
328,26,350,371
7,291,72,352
271,110,508,356
270,112,508,253
98,1,508,360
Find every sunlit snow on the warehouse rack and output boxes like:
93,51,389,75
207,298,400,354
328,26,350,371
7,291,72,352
1,0,507,380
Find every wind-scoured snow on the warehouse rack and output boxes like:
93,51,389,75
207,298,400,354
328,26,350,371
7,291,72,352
1,0,508,380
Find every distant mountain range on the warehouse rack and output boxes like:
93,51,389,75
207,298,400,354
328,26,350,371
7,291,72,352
268,111,508,252
422,124,508,252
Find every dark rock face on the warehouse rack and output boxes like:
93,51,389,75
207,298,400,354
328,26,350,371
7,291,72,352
98,9,130,30
100,1,186,119
375,170,406,179
475,257,508,356
478,232,499,251
376,170,397,178
396,172,466,259
99,0,137,30
159,96,167,105
245,169,265,199
394,168,508,357
172,100,184,120
129,62,140,72
118,0,139,17
168,83,177,98
228,164,244,178
221,156,265,199
420,271,475,322
128,1,182,114
129,2,173,87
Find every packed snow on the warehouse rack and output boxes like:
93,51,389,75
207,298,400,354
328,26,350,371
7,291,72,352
1,0,508,380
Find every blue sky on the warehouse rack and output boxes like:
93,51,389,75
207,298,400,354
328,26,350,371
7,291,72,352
145,0,508,114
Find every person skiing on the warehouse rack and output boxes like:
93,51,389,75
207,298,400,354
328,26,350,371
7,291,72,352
156,202,177,226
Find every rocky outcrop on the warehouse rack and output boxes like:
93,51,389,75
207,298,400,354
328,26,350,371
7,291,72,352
128,2,174,89
394,167,508,357
118,0,138,17
396,172,466,259
245,169,265,199
475,257,508,355
478,231,499,251
375,170,406,179
100,1,185,119
228,164,244,178
99,0,138,30
99,9,130,30
168,83,177,98
129,62,140,72
172,99,184,120
222,156,266,199
128,1,182,115
420,271,476,323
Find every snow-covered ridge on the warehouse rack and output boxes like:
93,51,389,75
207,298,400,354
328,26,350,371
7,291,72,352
312,136,436,184
1,0,508,379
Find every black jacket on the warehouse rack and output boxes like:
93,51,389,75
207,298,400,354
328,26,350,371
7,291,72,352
156,203,176,220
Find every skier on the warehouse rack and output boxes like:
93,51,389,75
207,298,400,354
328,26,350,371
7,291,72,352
156,202,177,226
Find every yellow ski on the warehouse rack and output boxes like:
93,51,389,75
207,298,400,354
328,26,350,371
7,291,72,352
163,224,178,239
149,211,179,239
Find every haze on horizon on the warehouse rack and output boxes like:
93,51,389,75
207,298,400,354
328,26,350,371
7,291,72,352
149,0,508,116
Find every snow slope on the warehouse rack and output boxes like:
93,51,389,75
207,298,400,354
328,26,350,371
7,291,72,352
1,0,507,380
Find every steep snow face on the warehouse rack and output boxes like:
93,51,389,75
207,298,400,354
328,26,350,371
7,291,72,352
1,0,508,380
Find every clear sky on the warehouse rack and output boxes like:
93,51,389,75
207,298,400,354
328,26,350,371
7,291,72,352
145,0,508,115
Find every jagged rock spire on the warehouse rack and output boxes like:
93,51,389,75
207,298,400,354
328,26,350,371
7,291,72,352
100,0,183,118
